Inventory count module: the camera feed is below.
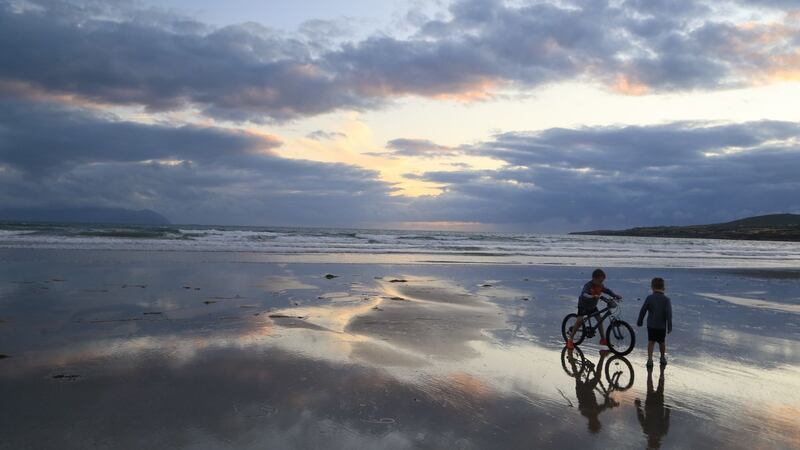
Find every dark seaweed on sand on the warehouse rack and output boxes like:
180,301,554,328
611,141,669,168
52,374,80,380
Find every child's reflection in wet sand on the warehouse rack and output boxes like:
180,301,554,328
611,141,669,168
636,366,671,449
567,350,619,433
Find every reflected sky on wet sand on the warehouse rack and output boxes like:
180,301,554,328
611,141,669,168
1,249,799,449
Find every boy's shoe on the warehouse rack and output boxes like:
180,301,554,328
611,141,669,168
646,358,653,368
599,338,609,346
566,339,574,350
660,356,667,366
599,349,610,357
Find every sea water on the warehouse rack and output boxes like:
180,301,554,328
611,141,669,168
1,222,800,268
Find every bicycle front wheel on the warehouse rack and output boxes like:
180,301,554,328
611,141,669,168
562,313,586,345
606,320,635,355
604,355,634,390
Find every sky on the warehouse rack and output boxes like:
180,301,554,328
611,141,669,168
1,0,799,231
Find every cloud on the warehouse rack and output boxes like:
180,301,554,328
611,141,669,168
0,99,281,173
0,98,399,226
383,138,462,158
306,130,347,141
464,121,800,170
2,0,800,231
404,121,800,231
0,0,798,121
1,96,799,230
0,0,369,121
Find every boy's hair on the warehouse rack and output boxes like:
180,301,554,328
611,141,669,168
592,269,606,279
651,277,665,290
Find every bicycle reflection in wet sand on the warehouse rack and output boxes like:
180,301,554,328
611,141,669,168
636,365,670,449
560,346,634,433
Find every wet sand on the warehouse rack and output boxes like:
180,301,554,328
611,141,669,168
0,249,798,449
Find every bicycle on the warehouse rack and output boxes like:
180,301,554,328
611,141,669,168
560,345,635,391
561,296,636,356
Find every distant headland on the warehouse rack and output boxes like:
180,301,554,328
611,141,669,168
571,213,800,242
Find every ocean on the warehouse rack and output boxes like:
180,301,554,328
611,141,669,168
2,223,799,449
2,221,799,268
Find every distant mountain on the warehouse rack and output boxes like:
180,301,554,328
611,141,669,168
0,207,170,225
571,213,800,242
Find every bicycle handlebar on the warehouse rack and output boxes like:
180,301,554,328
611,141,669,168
599,296,623,310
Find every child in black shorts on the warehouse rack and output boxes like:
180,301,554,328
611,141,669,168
637,278,672,367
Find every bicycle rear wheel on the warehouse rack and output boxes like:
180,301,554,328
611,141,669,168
560,346,586,377
561,313,586,345
606,320,635,355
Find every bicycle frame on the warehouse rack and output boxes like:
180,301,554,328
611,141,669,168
582,307,612,333
581,299,619,333
562,296,635,355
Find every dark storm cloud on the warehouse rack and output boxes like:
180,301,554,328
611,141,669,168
0,100,280,173
466,121,800,170
1,0,798,121
0,99,398,225
405,121,800,230
0,0,367,121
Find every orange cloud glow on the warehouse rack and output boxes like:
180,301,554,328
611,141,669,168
612,74,649,96
430,79,500,102
241,128,284,154
0,79,113,110
354,76,501,104
268,116,504,198
732,11,800,84
763,50,800,82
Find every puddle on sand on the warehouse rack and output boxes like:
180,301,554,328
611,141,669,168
696,292,800,314
1,254,799,449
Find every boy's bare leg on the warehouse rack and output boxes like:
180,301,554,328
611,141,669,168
647,341,655,360
659,342,666,357
598,317,606,341
568,316,584,339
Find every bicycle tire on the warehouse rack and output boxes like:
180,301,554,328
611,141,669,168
560,345,586,377
561,313,586,345
604,355,635,390
606,319,635,356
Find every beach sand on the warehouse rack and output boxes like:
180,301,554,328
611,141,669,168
0,249,798,449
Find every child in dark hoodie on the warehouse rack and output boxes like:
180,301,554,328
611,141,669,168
637,277,672,367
